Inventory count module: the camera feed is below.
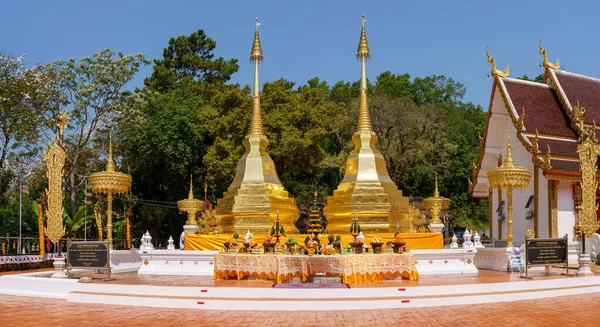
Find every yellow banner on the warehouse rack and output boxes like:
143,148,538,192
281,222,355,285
184,233,443,251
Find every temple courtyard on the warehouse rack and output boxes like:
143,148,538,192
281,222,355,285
0,292,597,327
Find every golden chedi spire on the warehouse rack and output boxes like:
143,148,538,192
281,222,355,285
356,14,372,132
324,15,409,233
249,17,265,137
216,18,298,234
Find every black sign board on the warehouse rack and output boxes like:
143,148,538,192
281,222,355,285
67,241,110,270
525,238,567,265
523,236,568,278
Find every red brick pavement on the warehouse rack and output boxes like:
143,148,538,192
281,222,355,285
1,293,599,327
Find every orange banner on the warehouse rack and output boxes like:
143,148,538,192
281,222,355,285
184,233,443,251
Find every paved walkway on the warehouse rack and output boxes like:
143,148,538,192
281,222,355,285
1,293,599,326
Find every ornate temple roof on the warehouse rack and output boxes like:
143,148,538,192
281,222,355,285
470,45,600,197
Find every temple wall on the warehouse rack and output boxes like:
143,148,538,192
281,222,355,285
557,181,576,240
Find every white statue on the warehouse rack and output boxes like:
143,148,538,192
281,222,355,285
167,236,175,250
474,231,485,248
179,231,185,250
462,229,473,249
357,231,365,243
450,234,459,249
244,230,253,243
140,231,154,251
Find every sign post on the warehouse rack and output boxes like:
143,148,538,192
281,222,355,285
522,234,568,279
67,240,111,280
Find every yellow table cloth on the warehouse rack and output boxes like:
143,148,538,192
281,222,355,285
214,253,419,284
186,233,443,251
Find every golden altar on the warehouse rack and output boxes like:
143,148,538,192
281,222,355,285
214,253,419,284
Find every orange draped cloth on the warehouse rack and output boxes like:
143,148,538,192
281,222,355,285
214,253,419,284
186,233,443,251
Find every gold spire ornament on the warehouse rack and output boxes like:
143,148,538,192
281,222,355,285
577,128,600,237
217,18,298,234
88,137,132,249
539,40,560,70
324,15,410,233
423,174,451,225
178,175,204,233
486,47,510,78
487,132,532,248
43,115,67,244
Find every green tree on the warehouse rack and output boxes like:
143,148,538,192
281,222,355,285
144,29,239,96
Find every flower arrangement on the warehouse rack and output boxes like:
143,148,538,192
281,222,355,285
370,236,384,254
392,235,406,253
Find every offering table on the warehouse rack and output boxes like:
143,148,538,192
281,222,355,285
214,253,419,284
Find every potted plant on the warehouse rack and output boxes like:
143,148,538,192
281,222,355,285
392,235,406,253
285,236,299,254
370,236,384,254
328,234,335,245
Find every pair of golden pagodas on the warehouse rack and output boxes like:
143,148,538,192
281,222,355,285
215,15,414,235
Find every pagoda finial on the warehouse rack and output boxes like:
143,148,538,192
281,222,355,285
106,135,116,172
356,14,372,132
434,174,440,198
250,17,264,63
188,174,194,200
539,40,560,70
486,47,509,78
248,17,265,137
504,130,515,167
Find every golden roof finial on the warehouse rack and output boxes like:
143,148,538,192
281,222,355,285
434,174,440,198
504,130,515,168
486,47,509,78
188,174,194,200
248,17,265,137
106,135,116,173
539,40,560,70
356,14,372,132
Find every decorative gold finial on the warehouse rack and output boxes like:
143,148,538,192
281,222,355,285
188,174,194,200
486,47,509,78
106,135,116,173
539,40,560,70
434,174,440,198
356,14,372,132
505,130,514,167
356,14,371,59
532,129,539,154
57,111,68,142
248,17,265,137
250,17,264,63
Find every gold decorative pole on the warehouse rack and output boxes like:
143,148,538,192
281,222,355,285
178,175,204,235
576,126,599,275
423,174,451,231
487,132,531,248
88,137,132,249
37,203,45,259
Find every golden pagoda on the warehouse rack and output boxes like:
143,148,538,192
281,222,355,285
217,18,298,234
323,15,409,233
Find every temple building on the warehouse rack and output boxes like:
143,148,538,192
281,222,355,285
324,16,409,234
216,18,298,234
470,42,600,256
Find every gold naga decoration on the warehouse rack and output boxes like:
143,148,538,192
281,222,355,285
487,131,532,248
423,174,451,225
577,125,600,237
88,137,132,249
539,40,560,70
486,47,509,78
178,175,204,230
43,113,68,244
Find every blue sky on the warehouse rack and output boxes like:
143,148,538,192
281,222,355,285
1,1,598,109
